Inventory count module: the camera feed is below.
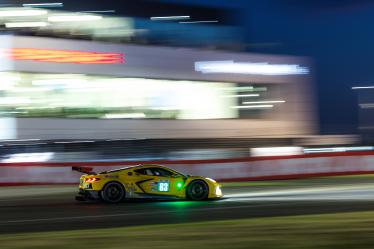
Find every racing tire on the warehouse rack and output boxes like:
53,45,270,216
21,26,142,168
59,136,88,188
186,180,209,201
100,182,126,203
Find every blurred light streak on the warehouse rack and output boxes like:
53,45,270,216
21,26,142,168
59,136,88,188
0,75,20,90
81,10,116,13
54,140,94,144
22,3,63,8
0,111,27,114
232,104,273,109
16,106,54,109
0,97,31,105
32,78,86,86
150,15,190,21
195,61,309,75
105,139,136,141
151,107,178,110
251,147,303,157
304,146,374,153
5,22,48,28
0,83,16,90
224,86,267,92
103,113,146,119
224,185,374,200
11,87,53,93
2,48,124,64
179,20,218,24
0,8,47,17
2,152,54,162
352,86,374,90
48,14,102,22
215,186,222,196
224,86,253,91
225,94,260,97
2,139,40,142
6,142,47,146
242,100,285,104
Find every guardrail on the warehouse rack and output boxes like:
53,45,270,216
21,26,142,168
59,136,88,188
1,151,374,185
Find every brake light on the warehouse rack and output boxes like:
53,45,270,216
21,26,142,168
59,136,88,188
85,177,101,183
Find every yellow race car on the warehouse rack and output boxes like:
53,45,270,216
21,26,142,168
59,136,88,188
73,164,223,203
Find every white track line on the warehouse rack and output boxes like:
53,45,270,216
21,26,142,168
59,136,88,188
224,184,374,199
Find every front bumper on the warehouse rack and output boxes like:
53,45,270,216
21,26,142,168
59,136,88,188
75,188,100,201
215,185,223,197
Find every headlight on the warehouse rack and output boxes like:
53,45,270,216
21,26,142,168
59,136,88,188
215,186,222,196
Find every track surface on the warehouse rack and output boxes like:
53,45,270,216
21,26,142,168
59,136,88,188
2,180,374,234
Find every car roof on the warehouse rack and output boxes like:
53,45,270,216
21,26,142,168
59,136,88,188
135,164,167,169
100,164,167,174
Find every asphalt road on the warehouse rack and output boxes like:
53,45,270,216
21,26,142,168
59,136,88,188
2,182,374,234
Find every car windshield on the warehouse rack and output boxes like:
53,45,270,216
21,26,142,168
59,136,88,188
166,168,187,178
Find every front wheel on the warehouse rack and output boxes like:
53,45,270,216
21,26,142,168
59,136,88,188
186,180,209,200
100,182,126,203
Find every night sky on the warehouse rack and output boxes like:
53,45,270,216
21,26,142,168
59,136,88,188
17,0,374,134
157,0,374,135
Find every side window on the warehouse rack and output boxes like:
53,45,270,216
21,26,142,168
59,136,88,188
134,169,145,175
134,168,154,176
152,168,174,177
145,169,154,176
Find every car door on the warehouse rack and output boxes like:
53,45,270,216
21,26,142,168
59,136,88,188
133,168,158,195
134,167,185,197
149,167,185,197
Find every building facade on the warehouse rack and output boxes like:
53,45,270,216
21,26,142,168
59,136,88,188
0,35,315,139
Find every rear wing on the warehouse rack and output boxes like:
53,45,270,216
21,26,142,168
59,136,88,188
72,166,96,175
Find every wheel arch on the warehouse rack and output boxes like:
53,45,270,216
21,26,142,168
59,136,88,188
186,179,210,200
100,181,127,203
101,180,126,191
186,179,210,190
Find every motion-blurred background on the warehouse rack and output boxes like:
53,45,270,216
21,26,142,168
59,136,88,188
0,0,372,164
3,1,374,249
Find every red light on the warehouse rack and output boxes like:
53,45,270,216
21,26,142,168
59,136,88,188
86,177,100,183
3,48,124,64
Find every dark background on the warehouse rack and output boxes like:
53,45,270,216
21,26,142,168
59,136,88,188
155,0,374,135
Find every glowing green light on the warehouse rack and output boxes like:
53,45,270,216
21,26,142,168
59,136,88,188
176,182,183,189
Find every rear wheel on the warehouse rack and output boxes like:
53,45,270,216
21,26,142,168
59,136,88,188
100,182,126,203
186,180,209,200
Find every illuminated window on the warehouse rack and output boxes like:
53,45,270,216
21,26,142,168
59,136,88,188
0,72,287,120
2,48,124,64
